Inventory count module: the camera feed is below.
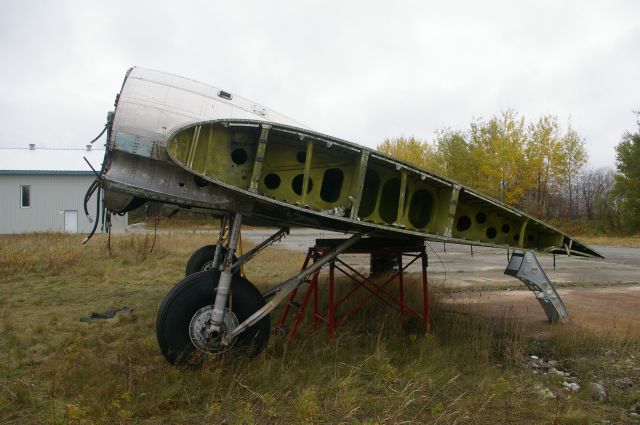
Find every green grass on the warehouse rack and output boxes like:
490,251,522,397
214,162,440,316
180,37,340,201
1,232,638,424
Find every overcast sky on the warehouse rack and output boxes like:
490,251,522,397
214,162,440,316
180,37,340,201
1,0,638,168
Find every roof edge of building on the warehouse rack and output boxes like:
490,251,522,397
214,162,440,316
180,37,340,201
0,170,96,175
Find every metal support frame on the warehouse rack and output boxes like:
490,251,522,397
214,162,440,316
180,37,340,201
226,232,367,342
248,125,271,193
394,170,408,227
230,227,289,273
277,238,430,343
504,249,569,323
301,140,313,205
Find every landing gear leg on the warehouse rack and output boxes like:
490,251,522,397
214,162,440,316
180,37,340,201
156,212,271,365
208,213,243,341
210,214,228,271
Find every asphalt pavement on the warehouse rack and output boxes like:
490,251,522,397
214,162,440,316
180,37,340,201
241,228,640,289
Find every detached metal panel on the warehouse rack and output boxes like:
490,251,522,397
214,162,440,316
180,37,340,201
0,173,127,234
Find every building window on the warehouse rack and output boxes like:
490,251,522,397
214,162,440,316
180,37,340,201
20,185,30,208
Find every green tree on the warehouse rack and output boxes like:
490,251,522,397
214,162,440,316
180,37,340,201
377,136,442,172
468,110,528,204
377,112,589,220
433,128,475,185
524,115,566,217
614,113,640,232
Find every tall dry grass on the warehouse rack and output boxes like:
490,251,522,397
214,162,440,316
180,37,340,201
574,234,640,247
0,232,638,424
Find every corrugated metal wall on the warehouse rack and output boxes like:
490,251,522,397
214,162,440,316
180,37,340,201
0,174,127,234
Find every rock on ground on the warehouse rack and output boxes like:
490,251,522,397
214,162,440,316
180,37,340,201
589,382,608,402
614,377,633,389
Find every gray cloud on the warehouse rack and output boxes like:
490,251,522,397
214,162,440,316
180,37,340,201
1,0,638,168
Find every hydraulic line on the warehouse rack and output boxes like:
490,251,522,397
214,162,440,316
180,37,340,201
88,124,107,144
83,179,99,221
82,186,101,245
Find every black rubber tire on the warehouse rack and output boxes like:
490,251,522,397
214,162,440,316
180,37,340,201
156,270,270,365
185,245,238,276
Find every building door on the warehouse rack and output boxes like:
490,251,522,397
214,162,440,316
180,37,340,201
64,210,78,233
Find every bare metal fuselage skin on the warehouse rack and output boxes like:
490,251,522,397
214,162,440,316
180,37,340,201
100,67,601,258
102,67,307,221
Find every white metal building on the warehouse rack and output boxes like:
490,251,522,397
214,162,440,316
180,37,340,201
0,145,127,234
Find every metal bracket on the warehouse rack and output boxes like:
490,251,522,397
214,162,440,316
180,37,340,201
504,249,569,323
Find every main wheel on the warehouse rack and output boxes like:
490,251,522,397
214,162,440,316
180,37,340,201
185,245,239,275
156,270,270,365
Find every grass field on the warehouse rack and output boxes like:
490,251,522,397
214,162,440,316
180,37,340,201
574,235,640,248
1,232,639,424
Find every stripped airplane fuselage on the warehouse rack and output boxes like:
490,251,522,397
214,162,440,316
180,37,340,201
101,67,601,258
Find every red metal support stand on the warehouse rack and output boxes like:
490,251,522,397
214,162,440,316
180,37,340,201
421,251,430,333
277,247,313,331
277,237,430,343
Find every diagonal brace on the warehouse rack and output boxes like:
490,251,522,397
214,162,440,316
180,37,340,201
227,232,367,341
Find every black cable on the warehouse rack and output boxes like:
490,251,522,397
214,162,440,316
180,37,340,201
81,186,101,245
107,214,112,255
83,157,100,178
100,197,106,232
149,215,159,254
89,124,107,144
425,241,447,288
83,180,99,221
81,122,110,245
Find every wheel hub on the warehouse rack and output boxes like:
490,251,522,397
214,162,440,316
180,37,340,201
188,305,239,354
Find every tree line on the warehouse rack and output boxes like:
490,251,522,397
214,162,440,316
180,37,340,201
377,110,640,234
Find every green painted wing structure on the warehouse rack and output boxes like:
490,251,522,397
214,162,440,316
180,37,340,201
166,119,602,258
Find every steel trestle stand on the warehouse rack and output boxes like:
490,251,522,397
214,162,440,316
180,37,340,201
277,237,430,343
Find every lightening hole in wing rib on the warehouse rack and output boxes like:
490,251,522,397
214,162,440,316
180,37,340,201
320,168,344,203
379,179,401,224
408,189,433,229
456,215,471,232
264,173,281,190
358,169,380,218
292,174,313,195
231,148,248,165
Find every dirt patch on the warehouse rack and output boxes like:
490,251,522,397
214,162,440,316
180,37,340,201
439,285,640,336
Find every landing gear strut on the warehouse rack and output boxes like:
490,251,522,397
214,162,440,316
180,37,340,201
156,211,366,365
156,213,271,364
